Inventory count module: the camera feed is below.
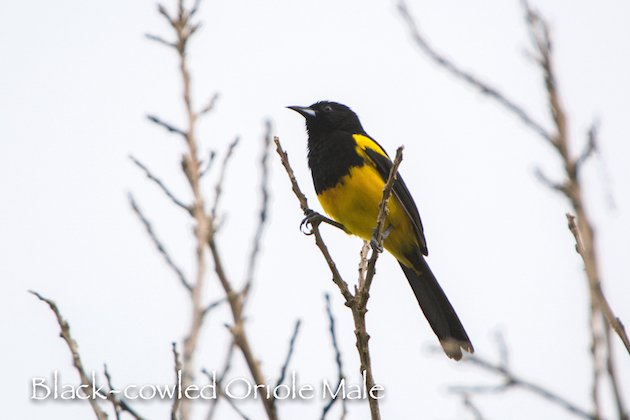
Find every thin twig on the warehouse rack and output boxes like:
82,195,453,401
202,296,226,317
604,325,629,420
396,0,554,143
449,349,596,420
146,1,275,419
129,193,192,293
350,147,403,420
211,136,240,219
274,319,302,391
105,365,122,420
188,0,203,21
150,3,214,419
30,291,108,420
200,150,217,178
273,137,353,303
321,293,348,420
576,122,599,173
129,155,191,213
157,4,175,26
274,137,394,420
202,361,250,420
360,146,403,307
242,120,273,299
523,1,627,417
198,92,220,116
273,137,309,210
399,0,628,417
145,33,177,49
460,393,486,420
533,166,567,194
206,340,237,420
522,3,610,416
207,231,277,419
357,242,370,286
147,114,187,138
566,213,630,354
104,364,146,420
171,342,183,420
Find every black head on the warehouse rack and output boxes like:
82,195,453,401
287,101,365,135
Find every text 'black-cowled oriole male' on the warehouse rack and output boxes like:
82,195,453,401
288,101,473,360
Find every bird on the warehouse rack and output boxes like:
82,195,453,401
288,101,473,360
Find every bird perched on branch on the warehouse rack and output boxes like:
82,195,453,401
288,101,473,360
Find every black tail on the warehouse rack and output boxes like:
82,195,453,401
399,258,473,360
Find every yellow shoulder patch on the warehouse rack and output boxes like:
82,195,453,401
352,134,388,159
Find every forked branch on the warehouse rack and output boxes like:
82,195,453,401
274,137,401,420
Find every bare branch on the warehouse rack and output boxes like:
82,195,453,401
187,0,203,20
274,137,354,303
450,348,596,420
129,155,191,213
103,364,146,420
211,136,240,219
524,0,628,416
274,319,302,392
523,0,629,415
200,150,217,178
396,0,554,143
205,341,238,420
103,365,122,420
202,360,250,420
157,4,175,27
129,193,192,293
360,146,403,307
207,228,277,419
273,137,309,210
576,122,599,173
242,120,273,299
30,291,108,420
460,393,486,420
223,312,277,419
148,4,214,418
357,241,370,286
147,114,187,138
347,147,403,420
533,166,567,194
566,213,630,354
202,296,226,317
145,33,177,49
207,237,236,298
198,92,220,116
604,326,629,420
321,293,348,420
171,342,183,420
399,0,628,417
142,1,275,419
274,136,391,419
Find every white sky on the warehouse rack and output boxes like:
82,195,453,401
1,0,629,419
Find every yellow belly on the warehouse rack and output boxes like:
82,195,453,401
317,164,417,267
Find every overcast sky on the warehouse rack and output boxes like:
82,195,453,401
2,0,629,419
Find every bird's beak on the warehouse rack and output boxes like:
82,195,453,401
287,105,316,119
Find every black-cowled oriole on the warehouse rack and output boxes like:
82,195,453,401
289,101,473,360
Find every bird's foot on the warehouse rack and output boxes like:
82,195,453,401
300,209,347,235
369,224,393,253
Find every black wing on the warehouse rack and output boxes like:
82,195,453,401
364,147,428,256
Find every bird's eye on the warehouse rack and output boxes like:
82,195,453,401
322,105,333,112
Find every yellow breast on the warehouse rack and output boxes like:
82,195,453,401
317,164,417,267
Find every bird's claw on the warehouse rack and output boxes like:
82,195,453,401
300,209,347,235
370,224,393,253
370,237,384,253
300,209,320,235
